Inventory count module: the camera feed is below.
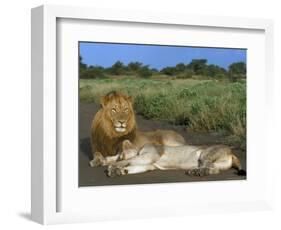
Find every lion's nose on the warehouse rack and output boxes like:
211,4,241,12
118,120,127,127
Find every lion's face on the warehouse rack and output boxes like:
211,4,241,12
107,99,131,133
101,91,136,136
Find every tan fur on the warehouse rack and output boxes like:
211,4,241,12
90,91,186,166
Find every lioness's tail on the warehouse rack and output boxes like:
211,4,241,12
231,154,246,176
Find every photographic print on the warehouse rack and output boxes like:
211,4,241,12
79,42,246,186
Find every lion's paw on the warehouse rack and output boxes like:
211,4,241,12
89,152,105,167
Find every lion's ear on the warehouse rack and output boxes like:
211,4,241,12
100,96,108,108
122,140,133,150
101,91,117,107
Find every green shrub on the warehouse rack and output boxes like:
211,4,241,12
138,66,153,78
80,67,105,79
108,61,126,75
134,93,175,119
176,69,194,79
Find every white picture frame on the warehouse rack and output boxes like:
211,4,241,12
31,4,274,225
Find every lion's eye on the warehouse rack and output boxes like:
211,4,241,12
111,108,116,113
124,108,129,113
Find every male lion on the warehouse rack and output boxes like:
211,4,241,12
89,91,185,167
106,140,246,177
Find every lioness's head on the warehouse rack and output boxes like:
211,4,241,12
100,91,136,136
120,140,138,160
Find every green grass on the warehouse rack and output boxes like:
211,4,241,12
80,76,246,147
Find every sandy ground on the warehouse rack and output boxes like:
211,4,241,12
79,102,246,187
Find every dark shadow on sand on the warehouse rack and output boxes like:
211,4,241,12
80,137,92,160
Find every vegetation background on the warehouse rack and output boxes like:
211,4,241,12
79,57,246,148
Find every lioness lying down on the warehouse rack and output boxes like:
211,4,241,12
106,140,246,177
90,129,186,167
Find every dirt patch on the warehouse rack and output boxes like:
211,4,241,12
79,102,246,186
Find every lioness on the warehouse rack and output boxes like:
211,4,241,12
106,140,246,177
89,91,185,167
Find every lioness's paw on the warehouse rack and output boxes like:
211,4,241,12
89,158,103,167
106,165,127,177
106,165,121,177
185,168,210,177
185,169,197,176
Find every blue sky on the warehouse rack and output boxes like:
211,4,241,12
79,42,246,70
